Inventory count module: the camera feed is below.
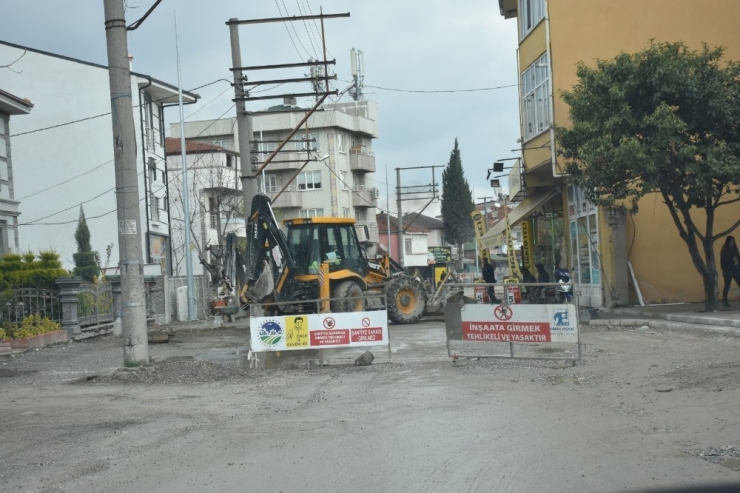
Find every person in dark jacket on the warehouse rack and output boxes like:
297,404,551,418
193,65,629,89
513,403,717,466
521,267,537,303
481,258,499,303
535,263,550,283
720,236,740,307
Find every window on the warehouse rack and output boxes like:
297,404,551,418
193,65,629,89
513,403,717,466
207,139,231,150
342,207,350,218
404,238,413,255
337,133,345,153
521,52,551,141
300,133,319,151
353,173,365,191
300,208,324,218
261,174,278,193
263,138,278,153
148,158,157,184
209,197,218,229
340,171,348,190
297,171,322,190
226,155,233,168
519,0,545,39
152,195,160,219
162,194,168,212
355,209,366,223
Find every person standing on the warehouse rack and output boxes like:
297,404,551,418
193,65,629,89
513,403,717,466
481,258,499,304
720,236,740,308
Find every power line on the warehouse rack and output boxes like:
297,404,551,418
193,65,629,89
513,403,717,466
273,0,310,61
10,79,215,137
18,84,231,200
347,81,519,94
126,0,163,31
20,104,237,227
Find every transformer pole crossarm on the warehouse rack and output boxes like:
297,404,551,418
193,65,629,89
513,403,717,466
226,13,350,25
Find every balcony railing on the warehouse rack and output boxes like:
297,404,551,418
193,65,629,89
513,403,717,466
269,185,302,209
256,151,313,171
349,149,376,173
352,186,378,208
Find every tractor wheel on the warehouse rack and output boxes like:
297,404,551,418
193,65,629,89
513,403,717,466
386,275,427,324
331,281,365,313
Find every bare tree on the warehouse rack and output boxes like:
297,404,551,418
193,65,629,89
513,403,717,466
167,146,242,283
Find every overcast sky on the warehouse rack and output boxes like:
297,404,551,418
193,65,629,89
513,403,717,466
0,0,520,218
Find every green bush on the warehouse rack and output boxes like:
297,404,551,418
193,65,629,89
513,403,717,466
2,314,61,340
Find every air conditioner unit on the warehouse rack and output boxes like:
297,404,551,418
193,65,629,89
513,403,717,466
371,188,380,199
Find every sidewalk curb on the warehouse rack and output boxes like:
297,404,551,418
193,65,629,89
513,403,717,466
599,307,740,329
588,318,740,337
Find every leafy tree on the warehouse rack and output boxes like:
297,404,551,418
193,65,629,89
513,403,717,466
72,206,100,282
441,139,475,269
556,41,740,311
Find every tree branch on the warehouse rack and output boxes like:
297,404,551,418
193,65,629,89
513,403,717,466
713,216,740,241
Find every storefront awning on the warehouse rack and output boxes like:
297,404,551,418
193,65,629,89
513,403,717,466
479,189,560,249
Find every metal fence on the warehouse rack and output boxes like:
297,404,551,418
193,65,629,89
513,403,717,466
166,275,210,322
0,288,61,327
77,282,114,328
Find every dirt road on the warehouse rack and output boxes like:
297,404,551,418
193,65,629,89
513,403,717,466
1,322,740,492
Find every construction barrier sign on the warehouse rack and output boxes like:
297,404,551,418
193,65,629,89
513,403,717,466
459,304,579,343
250,310,389,352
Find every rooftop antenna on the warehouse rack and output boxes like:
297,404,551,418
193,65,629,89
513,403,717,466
350,47,364,101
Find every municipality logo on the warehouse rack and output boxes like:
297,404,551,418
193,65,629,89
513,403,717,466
258,319,284,347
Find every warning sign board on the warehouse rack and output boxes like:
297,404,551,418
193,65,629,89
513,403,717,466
250,311,388,352
460,304,578,343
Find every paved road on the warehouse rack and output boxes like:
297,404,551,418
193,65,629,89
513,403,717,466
1,321,740,492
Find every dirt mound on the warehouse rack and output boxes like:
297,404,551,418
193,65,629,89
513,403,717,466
79,356,249,385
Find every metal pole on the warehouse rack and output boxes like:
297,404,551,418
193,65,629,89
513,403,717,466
229,19,257,235
103,0,149,365
175,12,196,321
396,168,404,268
385,164,391,256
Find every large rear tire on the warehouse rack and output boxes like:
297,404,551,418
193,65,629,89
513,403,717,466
331,281,365,313
386,275,427,324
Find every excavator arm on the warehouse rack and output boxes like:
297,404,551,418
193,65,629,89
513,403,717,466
242,195,298,303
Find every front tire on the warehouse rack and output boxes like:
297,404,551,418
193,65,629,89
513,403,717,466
386,275,427,324
331,281,364,313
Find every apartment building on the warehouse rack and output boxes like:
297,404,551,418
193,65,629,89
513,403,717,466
491,0,740,307
170,99,380,245
0,40,197,272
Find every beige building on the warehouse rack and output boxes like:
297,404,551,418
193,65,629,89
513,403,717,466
170,99,380,246
490,0,740,306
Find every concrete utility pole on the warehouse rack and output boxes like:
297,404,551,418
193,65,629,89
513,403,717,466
103,0,149,365
228,19,257,220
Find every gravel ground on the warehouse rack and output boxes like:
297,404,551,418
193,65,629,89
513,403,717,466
1,322,740,492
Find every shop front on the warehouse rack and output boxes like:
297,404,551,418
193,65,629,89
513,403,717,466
566,185,602,307
479,189,566,282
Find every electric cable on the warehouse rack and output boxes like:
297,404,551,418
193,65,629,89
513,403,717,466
20,104,236,226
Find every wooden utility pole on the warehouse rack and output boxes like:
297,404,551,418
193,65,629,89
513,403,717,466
103,0,149,366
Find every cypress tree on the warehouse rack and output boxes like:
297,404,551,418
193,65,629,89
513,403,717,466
73,206,100,282
440,139,475,269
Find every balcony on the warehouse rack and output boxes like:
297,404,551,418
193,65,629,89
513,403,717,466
349,148,376,173
258,151,314,171
268,186,302,209
352,186,378,208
